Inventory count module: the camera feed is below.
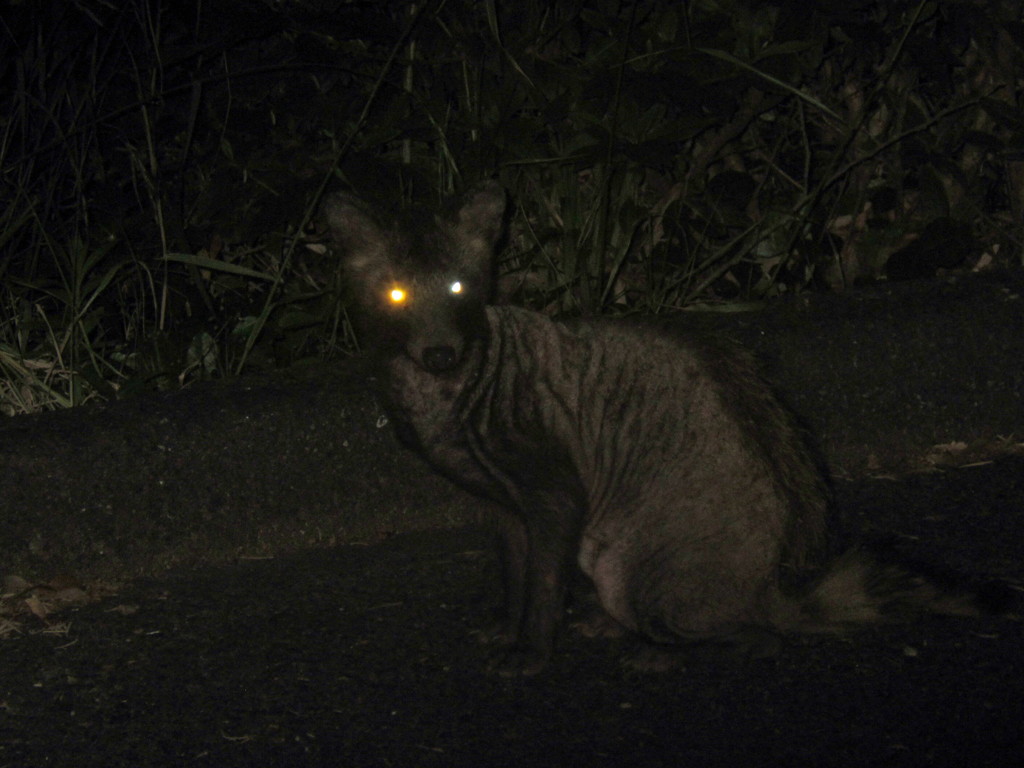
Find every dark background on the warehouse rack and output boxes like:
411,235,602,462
2,0,1022,411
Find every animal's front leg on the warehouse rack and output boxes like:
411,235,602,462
475,511,528,645
488,511,575,676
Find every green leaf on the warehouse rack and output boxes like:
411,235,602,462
162,253,276,281
695,47,841,121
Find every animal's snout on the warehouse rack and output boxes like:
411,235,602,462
421,345,458,373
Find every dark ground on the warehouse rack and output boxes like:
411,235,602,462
2,457,1023,768
2,272,1024,767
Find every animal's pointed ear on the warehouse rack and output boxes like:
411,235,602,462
451,181,507,250
320,192,388,272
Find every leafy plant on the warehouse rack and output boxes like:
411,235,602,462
2,0,1022,413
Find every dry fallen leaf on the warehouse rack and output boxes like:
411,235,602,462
50,587,89,605
2,574,32,596
106,604,140,616
0,618,21,638
23,595,48,621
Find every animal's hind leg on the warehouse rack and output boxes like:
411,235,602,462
567,587,628,639
578,535,640,634
487,506,578,676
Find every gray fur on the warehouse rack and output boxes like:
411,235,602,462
323,183,986,675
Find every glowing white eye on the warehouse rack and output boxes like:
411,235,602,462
449,281,463,294
389,288,407,304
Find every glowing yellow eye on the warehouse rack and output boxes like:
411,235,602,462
389,288,407,304
450,281,463,294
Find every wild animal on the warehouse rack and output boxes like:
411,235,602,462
322,182,1002,676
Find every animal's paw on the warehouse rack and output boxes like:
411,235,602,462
568,605,627,639
471,618,517,646
487,645,550,677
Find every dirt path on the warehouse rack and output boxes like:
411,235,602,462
2,458,1022,768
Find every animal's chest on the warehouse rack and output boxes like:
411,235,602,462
385,350,580,511
383,353,513,503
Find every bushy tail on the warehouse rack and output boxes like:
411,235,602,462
775,548,1013,633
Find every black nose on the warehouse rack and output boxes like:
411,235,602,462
422,345,458,372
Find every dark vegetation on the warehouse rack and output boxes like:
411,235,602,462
2,0,1023,415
